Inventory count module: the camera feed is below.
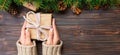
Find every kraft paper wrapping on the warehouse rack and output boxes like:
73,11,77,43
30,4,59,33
23,2,37,11
25,12,52,41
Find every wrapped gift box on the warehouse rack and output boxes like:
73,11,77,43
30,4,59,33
23,11,52,41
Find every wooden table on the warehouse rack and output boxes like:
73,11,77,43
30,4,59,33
0,9,120,55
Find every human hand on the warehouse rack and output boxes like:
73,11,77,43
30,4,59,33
46,19,60,45
19,21,33,46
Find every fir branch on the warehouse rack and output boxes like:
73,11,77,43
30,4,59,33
0,0,120,13
0,0,12,10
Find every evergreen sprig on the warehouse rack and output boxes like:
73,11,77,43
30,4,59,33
0,0,120,12
0,0,12,10
40,0,59,12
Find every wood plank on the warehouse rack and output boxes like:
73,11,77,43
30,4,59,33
0,9,120,55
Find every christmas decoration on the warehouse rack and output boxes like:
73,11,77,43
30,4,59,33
116,0,120,7
0,0,12,10
0,0,120,15
71,6,82,14
58,1,67,11
7,2,20,15
117,4,120,7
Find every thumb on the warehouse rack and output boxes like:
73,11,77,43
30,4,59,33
52,19,58,37
52,19,60,45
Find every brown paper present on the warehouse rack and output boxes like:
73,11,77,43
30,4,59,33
23,2,37,11
23,11,52,41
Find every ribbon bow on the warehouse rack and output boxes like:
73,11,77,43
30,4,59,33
23,11,51,41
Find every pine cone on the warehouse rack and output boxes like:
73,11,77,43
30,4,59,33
58,1,67,11
8,8,18,15
102,4,110,10
7,2,18,15
71,6,81,15
116,4,120,7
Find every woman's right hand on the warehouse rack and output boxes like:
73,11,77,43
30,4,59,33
46,19,60,45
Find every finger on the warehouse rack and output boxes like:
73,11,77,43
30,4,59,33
19,35,26,45
46,28,53,45
25,29,33,46
22,21,27,31
52,19,58,36
20,21,26,37
19,21,27,45
21,21,27,36
25,29,30,40
52,19,60,45
48,28,53,39
20,21,27,36
20,29,25,37
52,19,56,30
52,19,59,38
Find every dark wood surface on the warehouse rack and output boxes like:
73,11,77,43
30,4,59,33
0,9,120,55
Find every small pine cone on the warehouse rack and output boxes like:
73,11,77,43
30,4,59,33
102,4,110,10
8,8,18,15
58,1,67,11
116,4,120,7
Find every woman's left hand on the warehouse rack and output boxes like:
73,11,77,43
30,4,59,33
19,21,33,46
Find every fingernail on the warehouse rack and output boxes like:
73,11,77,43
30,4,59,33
50,28,53,32
26,28,28,32
53,19,56,22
